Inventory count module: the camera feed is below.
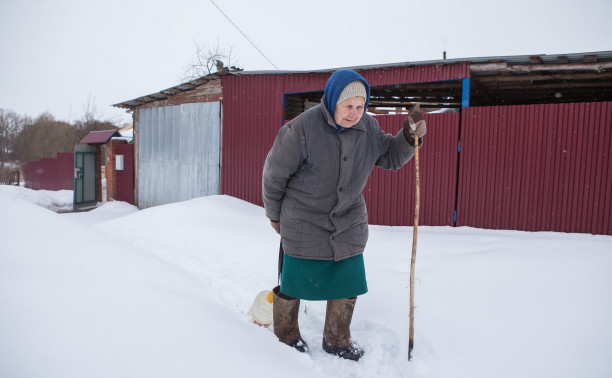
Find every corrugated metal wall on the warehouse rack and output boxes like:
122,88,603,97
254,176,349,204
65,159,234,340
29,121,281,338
221,63,469,207
365,113,460,226
221,74,287,205
22,152,74,190
457,102,612,234
138,102,221,209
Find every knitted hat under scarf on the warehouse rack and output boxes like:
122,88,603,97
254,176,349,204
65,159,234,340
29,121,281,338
323,69,371,122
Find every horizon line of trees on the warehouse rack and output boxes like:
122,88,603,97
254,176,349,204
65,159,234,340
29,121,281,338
0,107,127,168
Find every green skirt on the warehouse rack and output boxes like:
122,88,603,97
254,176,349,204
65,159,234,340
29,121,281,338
280,253,368,301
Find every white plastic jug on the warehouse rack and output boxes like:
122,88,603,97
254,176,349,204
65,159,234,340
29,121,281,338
248,290,274,331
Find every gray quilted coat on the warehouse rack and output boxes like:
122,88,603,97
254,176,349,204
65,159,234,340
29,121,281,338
262,100,417,261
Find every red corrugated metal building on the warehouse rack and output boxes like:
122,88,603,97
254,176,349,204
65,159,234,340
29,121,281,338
114,51,612,235
221,62,469,217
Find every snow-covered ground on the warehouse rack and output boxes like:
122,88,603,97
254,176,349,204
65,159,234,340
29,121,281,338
1,185,611,378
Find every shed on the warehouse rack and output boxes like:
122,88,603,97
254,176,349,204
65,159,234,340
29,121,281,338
114,51,612,235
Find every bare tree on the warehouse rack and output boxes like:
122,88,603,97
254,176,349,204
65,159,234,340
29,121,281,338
5,94,124,165
79,94,126,129
12,106,120,164
182,40,240,81
72,98,120,144
12,113,76,163
0,109,26,167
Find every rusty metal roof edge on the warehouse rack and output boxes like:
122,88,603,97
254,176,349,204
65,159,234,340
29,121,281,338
112,69,232,109
112,50,612,109
232,50,612,76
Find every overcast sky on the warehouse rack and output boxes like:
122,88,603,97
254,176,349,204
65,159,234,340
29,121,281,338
1,0,610,125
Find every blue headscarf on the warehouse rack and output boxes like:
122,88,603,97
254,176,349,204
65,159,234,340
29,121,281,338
323,69,371,125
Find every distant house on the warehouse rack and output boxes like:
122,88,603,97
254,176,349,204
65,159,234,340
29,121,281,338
114,51,612,235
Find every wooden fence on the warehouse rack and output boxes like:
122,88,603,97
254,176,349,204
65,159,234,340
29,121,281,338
0,167,20,185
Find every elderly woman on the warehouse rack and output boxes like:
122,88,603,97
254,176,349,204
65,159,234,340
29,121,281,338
262,69,426,361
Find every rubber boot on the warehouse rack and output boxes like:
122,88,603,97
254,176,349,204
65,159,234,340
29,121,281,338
322,297,364,361
272,286,308,353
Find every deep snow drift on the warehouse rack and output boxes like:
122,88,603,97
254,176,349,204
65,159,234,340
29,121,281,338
1,186,611,378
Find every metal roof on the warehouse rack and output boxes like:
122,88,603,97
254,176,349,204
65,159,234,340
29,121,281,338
113,50,612,110
113,71,231,110
80,130,121,144
228,50,612,75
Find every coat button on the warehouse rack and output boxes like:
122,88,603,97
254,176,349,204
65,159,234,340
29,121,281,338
331,212,336,217
343,156,348,161
331,236,335,240
338,187,343,192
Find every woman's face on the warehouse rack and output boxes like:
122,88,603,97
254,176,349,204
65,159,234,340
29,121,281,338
334,96,366,128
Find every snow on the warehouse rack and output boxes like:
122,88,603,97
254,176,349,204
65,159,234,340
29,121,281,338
0,185,73,212
1,186,611,378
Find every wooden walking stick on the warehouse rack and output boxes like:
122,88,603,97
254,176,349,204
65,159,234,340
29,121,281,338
408,108,421,361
